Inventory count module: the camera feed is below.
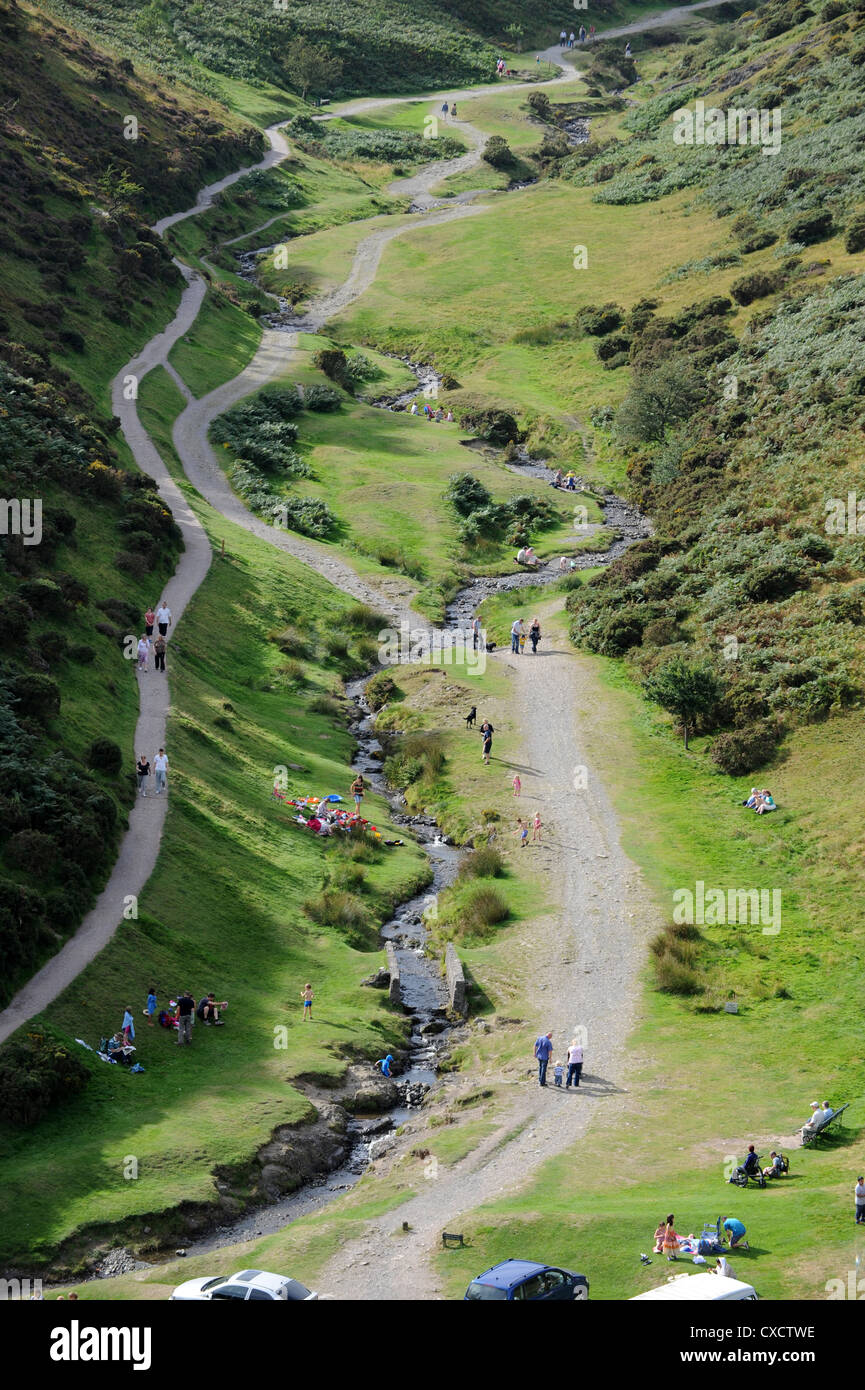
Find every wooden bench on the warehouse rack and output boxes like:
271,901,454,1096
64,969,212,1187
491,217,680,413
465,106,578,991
442,1231,465,1249
800,1102,849,1146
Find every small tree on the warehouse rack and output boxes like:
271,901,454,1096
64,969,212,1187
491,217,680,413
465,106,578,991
287,37,343,102
643,657,724,749
616,357,706,444
505,22,524,52
97,164,144,217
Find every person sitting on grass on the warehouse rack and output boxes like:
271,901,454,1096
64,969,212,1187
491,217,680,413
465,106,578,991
755,789,776,814
763,1151,786,1179
652,1218,669,1254
197,994,227,1026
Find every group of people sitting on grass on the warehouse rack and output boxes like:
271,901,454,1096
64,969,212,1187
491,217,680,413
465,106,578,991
729,1144,789,1183
742,786,777,814
515,545,540,568
408,402,453,422
550,469,578,491
652,1214,750,1261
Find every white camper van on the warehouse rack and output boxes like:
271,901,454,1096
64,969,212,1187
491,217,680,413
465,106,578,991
631,1272,757,1301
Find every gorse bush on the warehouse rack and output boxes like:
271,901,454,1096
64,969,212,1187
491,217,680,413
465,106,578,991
0,1031,91,1127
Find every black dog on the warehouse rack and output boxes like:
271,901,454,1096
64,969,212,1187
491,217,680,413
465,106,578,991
465,706,477,729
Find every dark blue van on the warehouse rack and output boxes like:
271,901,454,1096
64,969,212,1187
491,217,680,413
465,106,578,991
465,1259,589,1301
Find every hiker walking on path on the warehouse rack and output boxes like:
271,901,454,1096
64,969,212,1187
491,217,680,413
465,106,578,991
351,773,365,809
136,752,150,796
579,25,586,43
480,719,494,764
144,606,155,637
534,1030,553,1087
566,1038,583,1088
175,990,195,1046
154,633,167,672
511,617,524,654
441,101,449,120
560,30,567,46
512,774,521,798
471,615,481,650
301,983,314,1020
532,811,542,843
155,599,172,637
529,617,541,653
136,636,149,672
153,747,169,795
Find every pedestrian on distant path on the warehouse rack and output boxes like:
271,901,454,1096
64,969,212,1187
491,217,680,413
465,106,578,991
145,986,157,1027
153,747,169,795
512,774,521,797
579,25,586,44
534,1030,553,1087
301,983,314,1021
175,990,195,1045
514,817,528,849
560,30,567,46
480,720,494,764
155,599,171,637
144,606,155,637
472,616,481,650
136,752,150,796
590,25,596,42
351,773,365,809
154,634,167,673
136,636,149,672
511,616,524,654
566,1038,583,1088
856,1175,865,1224
441,101,449,119
451,103,458,119
569,32,575,48
529,617,541,653
532,811,542,843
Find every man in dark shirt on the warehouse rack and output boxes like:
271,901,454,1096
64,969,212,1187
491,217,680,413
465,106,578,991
176,991,195,1046
534,1031,553,1087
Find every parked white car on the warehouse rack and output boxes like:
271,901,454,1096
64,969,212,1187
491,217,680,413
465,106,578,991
170,1268,318,1301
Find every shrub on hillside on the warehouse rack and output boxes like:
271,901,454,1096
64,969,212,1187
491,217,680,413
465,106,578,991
86,738,123,776
483,135,513,168
303,384,342,411
788,211,834,245
273,626,312,658
710,721,782,776
4,830,57,877
461,884,509,936
12,673,60,722
458,846,504,879
0,1032,90,1127
844,213,865,254
365,671,397,710
730,271,779,306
